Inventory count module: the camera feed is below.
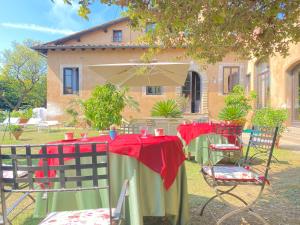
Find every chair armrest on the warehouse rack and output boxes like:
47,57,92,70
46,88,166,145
113,179,129,220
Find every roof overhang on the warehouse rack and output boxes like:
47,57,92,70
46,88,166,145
31,44,150,56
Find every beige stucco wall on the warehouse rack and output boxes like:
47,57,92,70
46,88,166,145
206,54,248,119
269,43,300,125
47,48,185,121
46,47,247,122
246,43,300,126
64,20,142,46
45,19,251,123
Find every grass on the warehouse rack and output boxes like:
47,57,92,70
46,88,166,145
1,128,300,224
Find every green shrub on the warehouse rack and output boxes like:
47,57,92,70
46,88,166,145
8,124,23,132
10,108,33,119
252,107,288,135
151,99,182,118
218,85,256,122
65,108,79,127
83,84,126,130
10,110,22,118
22,108,33,119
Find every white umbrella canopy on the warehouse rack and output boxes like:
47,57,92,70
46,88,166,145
88,62,190,86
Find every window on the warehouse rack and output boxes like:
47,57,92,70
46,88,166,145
146,86,162,95
113,30,122,42
223,66,240,94
256,61,270,108
145,23,156,33
63,67,79,95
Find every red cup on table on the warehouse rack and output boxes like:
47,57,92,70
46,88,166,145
64,132,74,140
154,128,164,136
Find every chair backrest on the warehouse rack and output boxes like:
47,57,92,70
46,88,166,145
0,142,113,225
214,123,243,145
0,142,110,192
243,126,279,181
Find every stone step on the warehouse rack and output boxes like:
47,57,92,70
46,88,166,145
286,126,300,134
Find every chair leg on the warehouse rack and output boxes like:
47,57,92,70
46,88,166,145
200,185,248,216
216,205,269,225
2,192,35,224
272,155,280,163
216,186,266,225
200,194,218,216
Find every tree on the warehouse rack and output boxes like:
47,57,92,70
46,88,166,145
60,0,300,63
83,84,126,130
0,40,46,110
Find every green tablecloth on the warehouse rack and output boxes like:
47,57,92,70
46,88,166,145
34,153,190,225
178,133,227,165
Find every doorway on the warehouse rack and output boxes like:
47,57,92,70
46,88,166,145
292,66,300,125
182,71,201,113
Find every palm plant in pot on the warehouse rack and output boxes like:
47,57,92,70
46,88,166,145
218,85,256,126
8,125,23,140
151,99,182,118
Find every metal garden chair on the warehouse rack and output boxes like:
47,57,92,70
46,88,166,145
0,142,129,225
200,126,279,225
0,164,35,225
208,123,244,164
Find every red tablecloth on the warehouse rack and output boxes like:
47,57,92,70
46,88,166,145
177,123,213,145
35,134,185,190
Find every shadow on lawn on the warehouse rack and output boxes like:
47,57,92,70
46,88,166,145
188,165,300,225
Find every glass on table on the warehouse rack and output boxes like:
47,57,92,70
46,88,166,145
80,132,88,139
80,128,89,140
140,126,149,138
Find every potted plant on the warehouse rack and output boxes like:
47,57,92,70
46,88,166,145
151,99,183,118
83,84,126,133
20,108,33,123
11,108,33,124
8,125,23,140
218,85,256,127
252,107,288,147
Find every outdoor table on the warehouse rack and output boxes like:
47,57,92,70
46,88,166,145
33,134,190,225
177,123,226,164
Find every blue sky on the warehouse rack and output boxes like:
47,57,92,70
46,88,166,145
0,0,125,52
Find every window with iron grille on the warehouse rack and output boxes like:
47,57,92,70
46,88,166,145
146,86,162,95
113,30,122,42
63,67,79,95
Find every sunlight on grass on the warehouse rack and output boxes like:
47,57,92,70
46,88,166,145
0,128,299,224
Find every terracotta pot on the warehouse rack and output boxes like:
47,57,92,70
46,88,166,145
225,119,246,127
19,118,29,124
12,131,23,140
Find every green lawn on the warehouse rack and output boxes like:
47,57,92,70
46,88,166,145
1,128,299,225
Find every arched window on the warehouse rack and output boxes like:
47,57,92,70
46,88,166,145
256,59,270,108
